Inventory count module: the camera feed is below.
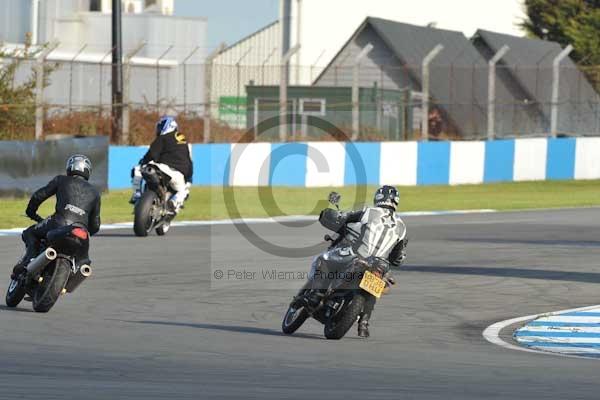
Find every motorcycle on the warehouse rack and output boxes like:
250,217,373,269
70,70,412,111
132,164,175,237
281,192,393,340
6,222,93,313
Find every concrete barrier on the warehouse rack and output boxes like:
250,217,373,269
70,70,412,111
106,137,600,189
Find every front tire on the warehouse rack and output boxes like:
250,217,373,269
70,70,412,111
282,304,309,334
324,293,365,340
5,276,27,308
134,191,159,237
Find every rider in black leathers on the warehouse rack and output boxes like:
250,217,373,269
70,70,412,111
12,155,101,278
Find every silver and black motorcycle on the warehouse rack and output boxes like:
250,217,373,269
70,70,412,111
281,192,394,340
132,164,176,237
6,222,92,313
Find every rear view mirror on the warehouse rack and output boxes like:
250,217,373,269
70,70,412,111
328,192,341,207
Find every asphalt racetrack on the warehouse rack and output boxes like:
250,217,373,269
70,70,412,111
1,208,600,399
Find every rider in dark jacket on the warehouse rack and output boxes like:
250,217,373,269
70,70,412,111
12,155,101,278
130,116,193,213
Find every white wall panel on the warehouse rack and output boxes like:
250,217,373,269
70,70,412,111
229,143,271,186
305,142,346,187
379,142,418,186
449,141,485,185
513,138,547,181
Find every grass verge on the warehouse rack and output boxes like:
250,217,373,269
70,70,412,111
1,180,599,230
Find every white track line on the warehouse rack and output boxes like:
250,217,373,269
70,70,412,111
482,304,600,360
0,209,498,236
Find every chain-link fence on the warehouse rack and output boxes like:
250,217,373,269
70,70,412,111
2,45,600,143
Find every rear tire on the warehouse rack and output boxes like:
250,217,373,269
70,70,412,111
134,191,159,237
324,293,365,340
282,304,309,334
32,259,70,313
5,276,27,308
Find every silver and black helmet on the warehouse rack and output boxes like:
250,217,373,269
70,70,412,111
374,185,400,211
66,154,92,180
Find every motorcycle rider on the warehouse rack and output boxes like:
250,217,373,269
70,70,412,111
309,185,407,338
12,155,101,279
130,116,193,214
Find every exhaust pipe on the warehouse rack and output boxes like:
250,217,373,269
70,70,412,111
26,248,57,277
64,264,92,294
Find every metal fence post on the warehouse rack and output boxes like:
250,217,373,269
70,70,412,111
99,47,115,117
261,47,278,85
487,45,509,140
551,44,573,137
352,43,373,141
181,46,200,114
69,44,87,112
203,45,225,143
235,48,252,128
421,44,444,141
156,45,174,114
280,45,300,142
35,42,59,141
122,42,146,145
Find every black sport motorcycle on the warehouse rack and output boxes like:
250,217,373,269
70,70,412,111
132,164,176,237
281,193,393,340
6,222,92,313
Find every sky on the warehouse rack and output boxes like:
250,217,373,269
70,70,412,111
175,0,279,50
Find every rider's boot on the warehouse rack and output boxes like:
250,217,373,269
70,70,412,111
11,247,36,279
358,313,370,338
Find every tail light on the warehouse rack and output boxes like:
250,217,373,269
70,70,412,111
71,228,88,240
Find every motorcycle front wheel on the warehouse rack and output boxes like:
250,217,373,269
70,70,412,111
282,304,309,334
5,276,27,308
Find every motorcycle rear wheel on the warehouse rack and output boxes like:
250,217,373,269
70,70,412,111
134,191,159,237
32,259,70,313
324,293,365,340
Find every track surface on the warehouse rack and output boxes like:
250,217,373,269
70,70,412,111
1,209,600,399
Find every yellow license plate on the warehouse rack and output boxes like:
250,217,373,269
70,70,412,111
359,270,386,298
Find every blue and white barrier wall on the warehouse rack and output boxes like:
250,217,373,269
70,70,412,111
108,137,600,189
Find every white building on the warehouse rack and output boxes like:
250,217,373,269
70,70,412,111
0,0,207,111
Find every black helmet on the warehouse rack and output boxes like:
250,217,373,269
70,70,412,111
374,185,399,211
66,154,92,180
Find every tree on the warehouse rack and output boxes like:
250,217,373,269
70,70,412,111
0,37,55,140
521,0,600,65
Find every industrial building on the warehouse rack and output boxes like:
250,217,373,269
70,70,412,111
0,0,207,110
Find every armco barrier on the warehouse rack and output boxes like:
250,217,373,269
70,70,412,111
107,138,600,190
0,137,108,195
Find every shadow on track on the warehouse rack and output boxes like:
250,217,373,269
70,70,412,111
449,238,600,248
403,265,600,284
0,305,34,313
115,320,324,340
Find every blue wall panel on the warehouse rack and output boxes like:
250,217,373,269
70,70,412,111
484,140,515,183
344,142,381,185
193,144,231,186
108,146,147,189
417,142,450,185
269,143,308,186
546,138,576,180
